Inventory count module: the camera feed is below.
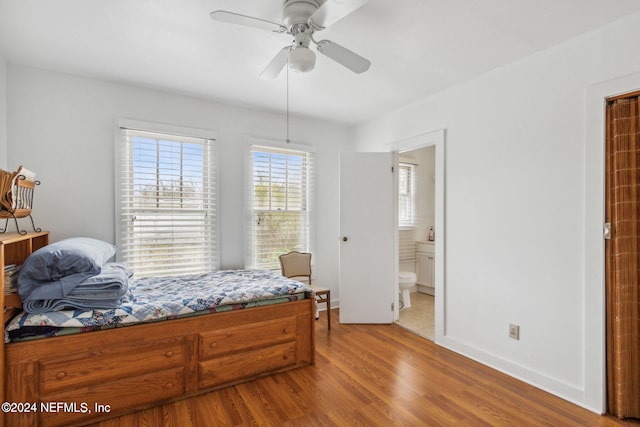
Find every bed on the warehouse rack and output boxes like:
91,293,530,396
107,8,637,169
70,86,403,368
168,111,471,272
1,233,315,427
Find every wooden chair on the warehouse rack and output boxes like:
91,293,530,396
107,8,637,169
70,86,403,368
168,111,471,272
279,251,331,330
0,172,41,235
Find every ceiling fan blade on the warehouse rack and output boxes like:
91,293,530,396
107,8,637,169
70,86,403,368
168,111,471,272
309,0,368,28
260,47,291,80
210,10,287,33
316,40,370,74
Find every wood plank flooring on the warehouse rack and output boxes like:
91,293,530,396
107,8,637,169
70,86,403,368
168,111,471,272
89,309,640,426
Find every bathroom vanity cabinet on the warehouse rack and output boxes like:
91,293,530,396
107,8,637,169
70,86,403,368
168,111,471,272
416,241,435,295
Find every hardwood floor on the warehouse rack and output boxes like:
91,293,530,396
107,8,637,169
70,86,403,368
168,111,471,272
89,309,639,427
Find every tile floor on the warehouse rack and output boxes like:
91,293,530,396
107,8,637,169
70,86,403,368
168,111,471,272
397,292,434,340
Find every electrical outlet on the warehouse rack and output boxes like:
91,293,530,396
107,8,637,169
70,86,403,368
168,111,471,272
509,323,520,340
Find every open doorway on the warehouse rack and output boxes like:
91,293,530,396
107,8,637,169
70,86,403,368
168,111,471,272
389,130,445,343
396,145,436,340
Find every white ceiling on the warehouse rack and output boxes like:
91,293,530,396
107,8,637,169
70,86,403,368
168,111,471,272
1,0,640,126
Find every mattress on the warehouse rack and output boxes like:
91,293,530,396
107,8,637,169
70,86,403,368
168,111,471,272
6,269,312,342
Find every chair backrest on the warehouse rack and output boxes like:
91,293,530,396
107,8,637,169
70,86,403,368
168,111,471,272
279,251,312,285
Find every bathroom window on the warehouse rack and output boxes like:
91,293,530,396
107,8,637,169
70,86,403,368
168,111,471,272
398,162,417,227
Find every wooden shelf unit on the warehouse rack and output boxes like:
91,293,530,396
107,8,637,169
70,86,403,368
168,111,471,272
1,232,49,319
0,231,49,415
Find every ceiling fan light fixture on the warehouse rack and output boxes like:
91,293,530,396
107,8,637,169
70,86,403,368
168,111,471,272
289,46,316,73
212,0,371,79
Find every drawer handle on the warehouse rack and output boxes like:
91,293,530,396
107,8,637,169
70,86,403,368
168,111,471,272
282,328,289,334
283,354,289,360
56,372,66,379
165,382,174,389
210,342,218,348
165,351,174,358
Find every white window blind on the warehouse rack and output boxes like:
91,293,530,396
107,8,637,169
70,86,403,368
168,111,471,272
247,145,314,270
398,162,417,227
119,128,217,277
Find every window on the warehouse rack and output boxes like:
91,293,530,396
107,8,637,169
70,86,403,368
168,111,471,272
247,144,314,269
118,126,217,277
398,162,417,227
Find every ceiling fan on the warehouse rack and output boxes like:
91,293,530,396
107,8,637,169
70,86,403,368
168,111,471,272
210,0,371,79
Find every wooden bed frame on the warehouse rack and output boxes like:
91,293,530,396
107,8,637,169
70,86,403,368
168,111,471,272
0,232,315,427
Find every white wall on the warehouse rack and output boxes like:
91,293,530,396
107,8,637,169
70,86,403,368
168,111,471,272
6,65,346,301
415,146,435,242
0,55,6,170
352,11,640,413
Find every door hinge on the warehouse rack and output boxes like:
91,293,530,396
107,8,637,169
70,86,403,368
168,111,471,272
391,166,394,173
391,302,394,311
603,222,611,240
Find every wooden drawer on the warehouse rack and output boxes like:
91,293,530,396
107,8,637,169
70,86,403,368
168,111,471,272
38,367,184,427
199,342,296,389
39,337,185,394
200,317,296,359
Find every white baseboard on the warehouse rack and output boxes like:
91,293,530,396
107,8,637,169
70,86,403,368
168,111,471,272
417,284,434,295
436,335,594,413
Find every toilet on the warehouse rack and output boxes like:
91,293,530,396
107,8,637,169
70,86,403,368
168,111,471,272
399,271,417,308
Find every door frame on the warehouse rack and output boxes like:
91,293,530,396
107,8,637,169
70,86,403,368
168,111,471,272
586,73,640,413
388,129,446,342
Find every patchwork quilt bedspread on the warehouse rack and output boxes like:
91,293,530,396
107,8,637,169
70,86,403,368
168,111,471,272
6,269,312,339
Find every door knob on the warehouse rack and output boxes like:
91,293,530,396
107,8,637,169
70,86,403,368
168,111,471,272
341,236,348,242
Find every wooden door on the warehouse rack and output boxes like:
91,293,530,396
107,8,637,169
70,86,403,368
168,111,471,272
605,92,640,418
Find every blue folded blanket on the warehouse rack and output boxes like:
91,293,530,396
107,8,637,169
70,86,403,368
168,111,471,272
22,263,131,314
17,237,117,301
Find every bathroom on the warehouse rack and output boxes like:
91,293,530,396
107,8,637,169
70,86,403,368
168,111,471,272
397,145,436,340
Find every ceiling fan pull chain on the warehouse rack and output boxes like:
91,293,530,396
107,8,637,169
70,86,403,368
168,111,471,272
286,59,291,144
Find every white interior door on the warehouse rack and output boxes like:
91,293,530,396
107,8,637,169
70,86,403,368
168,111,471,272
339,152,395,324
